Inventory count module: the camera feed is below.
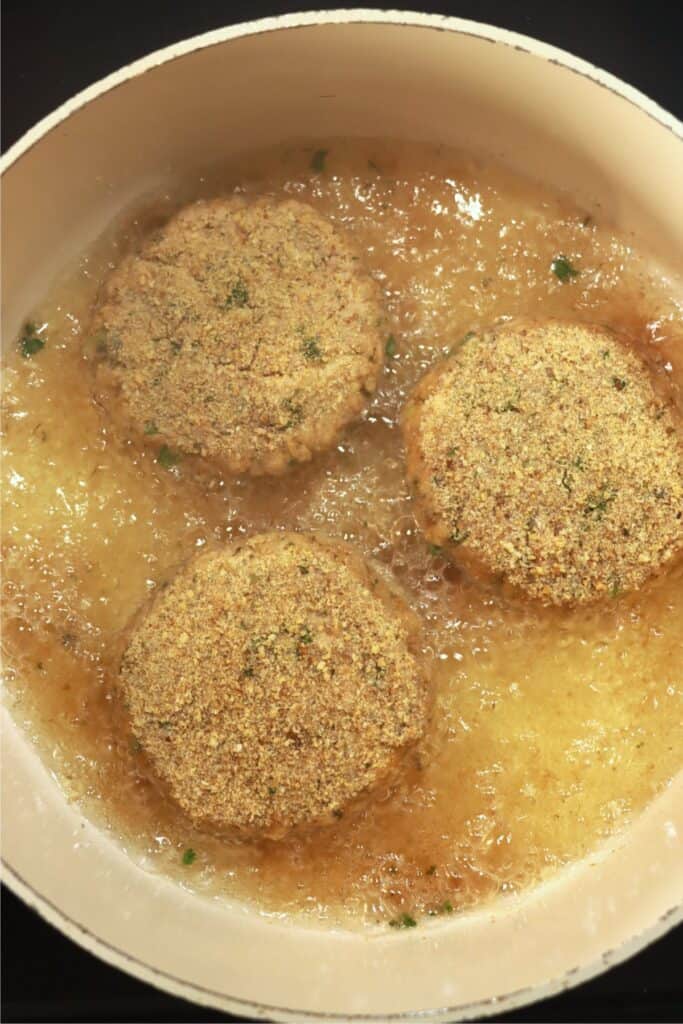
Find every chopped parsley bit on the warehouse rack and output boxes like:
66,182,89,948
267,786,277,796
583,485,616,519
19,322,45,358
157,445,181,470
385,335,398,359
281,397,303,429
446,447,457,457
241,666,255,678
224,279,249,308
331,808,344,819
182,847,197,866
130,737,143,754
144,420,159,435
427,544,442,556
609,579,622,599
298,564,310,575
426,864,437,876
158,721,172,730
428,900,455,917
497,398,521,413
601,349,611,359
170,339,183,354
551,255,579,283
450,526,470,545
612,376,628,391
298,627,314,646
310,148,328,172
93,328,109,354
301,334,323,361
389,913,417,929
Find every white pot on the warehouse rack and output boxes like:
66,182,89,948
2,11,682,1021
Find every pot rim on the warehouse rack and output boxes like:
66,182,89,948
2,9,681,1022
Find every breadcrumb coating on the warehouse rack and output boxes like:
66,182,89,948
119,532,429,838
403,319,683,605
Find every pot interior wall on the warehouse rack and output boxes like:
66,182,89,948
2,18,682,1022
3,21,682,337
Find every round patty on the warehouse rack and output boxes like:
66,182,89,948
92,197,384,475
403,319,683,605
119,532,429,838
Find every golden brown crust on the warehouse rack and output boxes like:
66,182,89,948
91,197,385,475
403,319,683,605
119,532,429,838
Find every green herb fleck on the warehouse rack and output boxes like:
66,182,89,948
19,322,45,358
450,526,470,545
446,447,457,457
441,900,454,914
497,398,521,413
612,376,628,391
224,279,249,308
551,255,579,282
298,564,310,575
311,149,328,172
144,420,159,436
241,666,255,678
93,328,109,355
281,398,304,429
385,335,398,359
157,445,181,470
427,544,442,556
298,627,314,646
182,848,197,866
389,913,417,929
268,786,277,796
332,808,344,820
583,485,616,519
130,737,143,754
302,335,323,360
609,579,622,599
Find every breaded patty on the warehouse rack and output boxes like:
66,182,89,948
403,319,683,605
92,197,384,475
119,532,429,838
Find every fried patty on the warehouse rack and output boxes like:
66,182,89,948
119,532,429,838
403,319,683,605
92,197,384,474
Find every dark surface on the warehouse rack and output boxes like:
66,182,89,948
2,1,682,1022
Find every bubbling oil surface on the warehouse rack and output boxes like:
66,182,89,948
3,139,683,925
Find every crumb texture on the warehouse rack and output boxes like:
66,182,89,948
119,532,428,837
404,319,683,604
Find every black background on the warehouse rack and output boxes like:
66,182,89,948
2,2,682,1021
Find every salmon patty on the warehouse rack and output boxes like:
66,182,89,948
91,197,384,474
119,532,429,838
403,319,683,605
